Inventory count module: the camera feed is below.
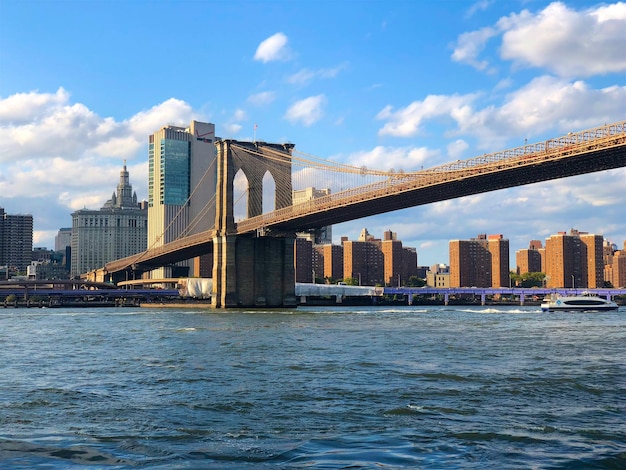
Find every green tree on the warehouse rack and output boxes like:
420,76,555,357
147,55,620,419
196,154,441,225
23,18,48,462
520,272,545,287
406,276,426,287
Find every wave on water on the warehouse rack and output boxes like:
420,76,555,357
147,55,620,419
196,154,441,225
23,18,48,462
0,438,130,466
377,308,430,314
458,307,538,314
275,435,427,468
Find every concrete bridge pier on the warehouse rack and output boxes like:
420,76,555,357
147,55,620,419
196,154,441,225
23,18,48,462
211,233,297,308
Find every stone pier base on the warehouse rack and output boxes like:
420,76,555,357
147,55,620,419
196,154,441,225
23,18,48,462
212,234,297,308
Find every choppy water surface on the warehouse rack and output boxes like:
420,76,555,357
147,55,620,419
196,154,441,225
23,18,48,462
1,305,625,468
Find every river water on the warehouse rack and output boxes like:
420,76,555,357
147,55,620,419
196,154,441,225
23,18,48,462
1,304,624,469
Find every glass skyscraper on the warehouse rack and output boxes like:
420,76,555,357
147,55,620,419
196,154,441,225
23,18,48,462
147,120,216,278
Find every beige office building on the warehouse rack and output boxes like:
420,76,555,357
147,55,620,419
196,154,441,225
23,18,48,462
293,187,332,244
71,163,147,277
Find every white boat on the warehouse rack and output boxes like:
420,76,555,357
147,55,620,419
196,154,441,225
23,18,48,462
540,292,619,312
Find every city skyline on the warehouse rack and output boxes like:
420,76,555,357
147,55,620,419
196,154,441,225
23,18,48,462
1,0,625,267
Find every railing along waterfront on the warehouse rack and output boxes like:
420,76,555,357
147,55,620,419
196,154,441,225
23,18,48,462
236,121,626,233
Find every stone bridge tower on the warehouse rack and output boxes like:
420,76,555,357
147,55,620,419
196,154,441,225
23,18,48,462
212,140,297,308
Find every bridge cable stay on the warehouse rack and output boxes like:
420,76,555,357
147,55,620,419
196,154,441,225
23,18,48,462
232,120,625,232
233,187,249,222
230,142,400,208
251,120,625,184
180,193,217,238
119,154,219,268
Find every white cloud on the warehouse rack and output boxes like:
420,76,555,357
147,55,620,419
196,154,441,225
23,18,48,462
451,27,497,71
287,69,316,85
254,32,291,63
233,109,247,121
345,145,439,173
0,90,196,163
248,91,276,106
459,76,626,149
222,123,243,137
287,64,347,85
466,0,493,18
284,95,326,126
0,87,70,123
377,93,477,138
453,1,626,77
447,139,469,159
499,2,626,77
376,76,625,150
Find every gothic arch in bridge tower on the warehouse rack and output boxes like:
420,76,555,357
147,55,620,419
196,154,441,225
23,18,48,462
225,141,293,221
212,140,297,308
232,169,249,221
262,171,276,214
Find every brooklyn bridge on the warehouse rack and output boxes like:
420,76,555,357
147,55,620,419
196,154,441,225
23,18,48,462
88,121,626,308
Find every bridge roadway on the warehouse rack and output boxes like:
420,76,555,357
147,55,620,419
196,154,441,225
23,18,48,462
104,121,626,275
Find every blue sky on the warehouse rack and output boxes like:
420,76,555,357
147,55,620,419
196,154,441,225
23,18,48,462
1,0,625,268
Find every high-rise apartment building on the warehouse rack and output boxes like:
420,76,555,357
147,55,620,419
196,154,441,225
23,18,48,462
312,245,324,282
381,238,403,287
488,234,510,288
580,233,604,288
70,163,147,277
516,240,543,275
0,207,33,271
148,121,216,278
294,238,313,283
343,239,384,286
610,244,626,288
449,234,510,287
294,228,416,286
450,239,490,287
313,243,343,281
544,229,604,288
380,229,418,286
401,247,418,284
545,231,580,288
